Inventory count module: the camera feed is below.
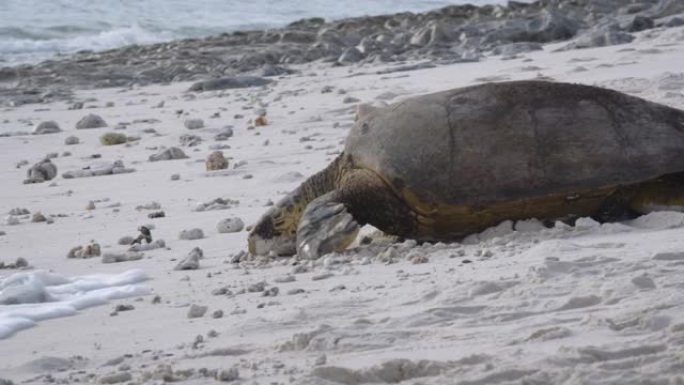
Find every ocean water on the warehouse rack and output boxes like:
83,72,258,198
0,0,510,65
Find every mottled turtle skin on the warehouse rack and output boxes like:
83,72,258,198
249,80,684,258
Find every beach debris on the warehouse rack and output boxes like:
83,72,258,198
217,217,244,233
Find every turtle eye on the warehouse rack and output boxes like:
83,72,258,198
361,122,370,134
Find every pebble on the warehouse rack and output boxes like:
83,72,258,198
312,273,334,281
206,151,229,171
216,368,239,382
175,247,203,270
274,275,296,283
64,135,81,146
212,310,224,319
247,281,266,293
184,118,205,130
31,212,47,222
217,217,245,233
99,372,132,384
179,228,204,240
188,304,208,319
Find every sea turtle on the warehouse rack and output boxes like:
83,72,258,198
248,80,684,259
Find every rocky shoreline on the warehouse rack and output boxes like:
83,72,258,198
1,0,683,106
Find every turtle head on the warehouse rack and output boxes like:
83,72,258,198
248,201,301,257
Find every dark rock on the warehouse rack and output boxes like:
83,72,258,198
628,15,654,32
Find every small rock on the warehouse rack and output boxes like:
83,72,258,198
64,136,80,145
216,368,239,382
175,247,203,270
179,134,203,147
184,119,204,130
262,287,279,297
24,159,57,184
215,127,234,141
149,147,188,162
206,151,229,171
33,121,61,135
99,372,132,384
254,116,267,126
86,201,96,210
217,217,245,233
115,304,134,312
188,304,208,319
409,255,429,264
31,212,47,223
9,208,29,215
247,281,266,293
179,228,204,240
67,242,101,258
101,251,143,264
14,257,28,268
212,310,224,319
76,114,107,129
170,173,181,181
343,96,360,104
312,273,333,281
100,132,127,146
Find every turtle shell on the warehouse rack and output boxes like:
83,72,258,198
345,80,684,208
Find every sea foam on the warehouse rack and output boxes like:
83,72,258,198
0,269,149,339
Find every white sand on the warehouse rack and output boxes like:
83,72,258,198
1,25,684,384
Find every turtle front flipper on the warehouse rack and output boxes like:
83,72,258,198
296,168,417,259
296,192,360,260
